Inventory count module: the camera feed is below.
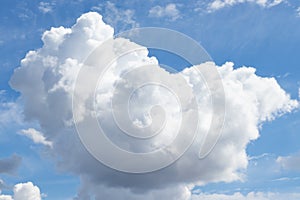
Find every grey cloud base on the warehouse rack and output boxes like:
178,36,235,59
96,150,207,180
10,12,298,199
0,155,21,175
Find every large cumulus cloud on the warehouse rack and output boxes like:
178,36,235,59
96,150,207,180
10,12,298,199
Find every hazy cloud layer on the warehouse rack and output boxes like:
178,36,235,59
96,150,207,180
149,3,181,21
191,191,300,200
0,155,21,175
10,12,298,199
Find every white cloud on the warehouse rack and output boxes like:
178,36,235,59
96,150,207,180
9,12,298,199
0,195,13,200
208,0,285,12
38,2,54,14
191,191,300,200
92,1,139,32
13,182,41,200
297,7,300,17
277,152,300,172
0,182,41,200
19,128,53,147
149,3,181,21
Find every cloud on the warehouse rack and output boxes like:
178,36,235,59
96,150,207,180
92,1,139,32
297,7,300,17
13,182,41,200
0,182,41,200
0,179,5,190
277,152,300,172
0,100,23,128
0,195,13,200
38,2,54,14
149,3,181,21
191,191,300,200
208,0,285,12
9,12,298,199
0,155,22,175
19,128,53,147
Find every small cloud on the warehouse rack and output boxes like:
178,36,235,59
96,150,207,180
207,0,285,12
268,0,284,7
149,3,181,21
0,194,13,200
297,7,300,17
19,128,53,147
0,182,42,200
272,176,300,181
38,2,54,14
248,153,272,160
277,152,300,172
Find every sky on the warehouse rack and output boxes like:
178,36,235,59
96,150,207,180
0,0,300,199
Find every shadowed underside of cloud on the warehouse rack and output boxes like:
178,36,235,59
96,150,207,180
0,155,21,175
9,12,298,199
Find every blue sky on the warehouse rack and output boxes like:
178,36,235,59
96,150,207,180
1,0,300,199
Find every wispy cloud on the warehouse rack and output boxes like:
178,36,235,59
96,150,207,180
191,191,300,200
207,0,285,12
38,2,54,14
149,3,181,21
297,7,300,17
92,1,139,32
19,128,53,148
277,152,300,172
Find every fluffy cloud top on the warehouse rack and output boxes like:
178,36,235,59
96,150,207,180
38,2,54,14
0,182,41,200
13,182,41,200
10,12,298,199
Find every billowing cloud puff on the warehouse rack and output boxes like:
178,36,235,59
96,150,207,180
13,182,41,200
0,182,41,200
10,12,298,199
